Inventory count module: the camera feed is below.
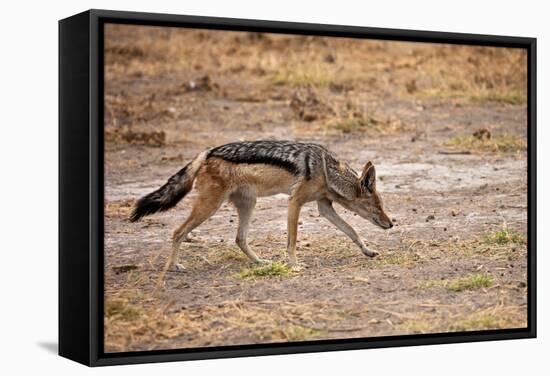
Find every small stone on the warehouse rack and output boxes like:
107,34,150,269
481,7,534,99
368,318,380,325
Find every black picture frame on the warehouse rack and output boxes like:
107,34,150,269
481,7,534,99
59,9,537,367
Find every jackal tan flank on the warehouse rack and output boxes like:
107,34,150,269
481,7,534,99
131,140,393,270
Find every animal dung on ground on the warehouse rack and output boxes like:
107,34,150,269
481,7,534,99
183,75,218,92
473,128,491,141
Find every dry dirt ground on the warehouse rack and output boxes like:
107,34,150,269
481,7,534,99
103,24,528,352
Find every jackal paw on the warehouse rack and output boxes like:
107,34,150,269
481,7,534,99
254,258,270,265
362,248,379,257
288,260,306,271
182,235,202,243
170,262,186,272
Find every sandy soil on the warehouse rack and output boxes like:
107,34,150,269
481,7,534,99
103,24,528,352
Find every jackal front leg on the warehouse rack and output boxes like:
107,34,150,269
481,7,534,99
287,197,304,268
231,192,268,264
317,198,378,257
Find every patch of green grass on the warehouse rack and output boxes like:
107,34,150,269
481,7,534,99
470,91,527,105
445,134,526,153
105,300,141,321
281,325,325,341
449,316,502,331
419,273,493,292
485,228,524,245
271,71,335,87
448,274,494,292
238,262,292,278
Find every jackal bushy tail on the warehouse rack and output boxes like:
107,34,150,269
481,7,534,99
130,151,207,222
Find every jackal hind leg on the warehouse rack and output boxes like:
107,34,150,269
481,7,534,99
317,198,378,257
230,191,268,264
156,185,226,289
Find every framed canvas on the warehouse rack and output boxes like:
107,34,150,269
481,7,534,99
59,9,536,366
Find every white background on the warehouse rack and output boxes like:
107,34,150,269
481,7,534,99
0,0,547,374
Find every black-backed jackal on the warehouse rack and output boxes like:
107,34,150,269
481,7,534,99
131,140,393,271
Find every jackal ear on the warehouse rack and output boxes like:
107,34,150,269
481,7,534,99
360,163,376,193
363,161,373,174
322,154,357,201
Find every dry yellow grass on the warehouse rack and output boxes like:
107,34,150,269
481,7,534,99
104,24,527,137
103,231,527,351
397,304,527,334
104,199,134,219
104,295,369,352
445,134,527,154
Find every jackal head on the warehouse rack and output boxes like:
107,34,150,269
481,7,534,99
352,162,393,229
325,159,393,229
